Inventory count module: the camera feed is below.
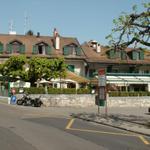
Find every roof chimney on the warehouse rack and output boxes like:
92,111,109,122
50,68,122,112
96,44,101,53
90,40,101,53
53,28,60,50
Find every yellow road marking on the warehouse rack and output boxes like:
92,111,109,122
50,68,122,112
65,118,75,129
65,118,150,145
68,127,137,137
138,136,150,145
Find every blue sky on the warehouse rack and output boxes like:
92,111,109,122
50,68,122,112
0,0,149,45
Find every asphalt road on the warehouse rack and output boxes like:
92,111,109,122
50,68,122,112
0,102,150,150
26,117,150,150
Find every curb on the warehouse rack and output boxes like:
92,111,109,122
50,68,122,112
72,115,150,137
109,115,150,127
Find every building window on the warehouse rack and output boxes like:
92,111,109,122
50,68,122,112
6,41,25,54
33,42,51,55
89,69,96,78
121,51,127,60
131,50,144,60
67,65,75,72
38,43,46,55
67,45,77,55
12,42,21,53
63,44,81,56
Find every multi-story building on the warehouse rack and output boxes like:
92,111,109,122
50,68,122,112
0,29,88,91
0,29,150,92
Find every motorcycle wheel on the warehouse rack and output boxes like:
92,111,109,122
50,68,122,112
31,103,35,107
22,102,27,106
17,99,23,105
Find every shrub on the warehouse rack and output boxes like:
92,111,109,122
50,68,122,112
77,88,91,94
15,87,90,94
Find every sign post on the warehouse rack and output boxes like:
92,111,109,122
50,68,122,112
95,68,107,116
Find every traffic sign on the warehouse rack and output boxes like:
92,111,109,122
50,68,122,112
98,68,105,76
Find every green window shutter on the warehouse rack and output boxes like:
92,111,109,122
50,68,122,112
116,51,121,58
32,45,38,54
132,51,137,60
139,51,144,60
45,45,51,55
0,43,3,54
121,51,126,60
6,44,12,54
63,46,69,55
68,65,75,72
76,47,82,56
19,44,25,54
109,50,115,59
89,69,96,78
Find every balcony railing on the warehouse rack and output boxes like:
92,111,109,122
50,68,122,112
106,72,150,77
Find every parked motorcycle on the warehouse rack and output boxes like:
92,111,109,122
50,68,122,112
17,94,42,107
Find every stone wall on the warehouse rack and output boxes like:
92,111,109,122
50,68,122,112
16,94,150,107
16,94,95,107
108,96,150,107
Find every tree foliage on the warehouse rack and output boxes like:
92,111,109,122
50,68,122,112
106,3,150,50
0,55,27,81
28,57,67,85
0,56,67,86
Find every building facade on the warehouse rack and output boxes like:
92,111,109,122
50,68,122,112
81,40,150,92
0,29,150,92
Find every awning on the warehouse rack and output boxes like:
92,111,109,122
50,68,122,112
90,75,150,85
66,71,89,83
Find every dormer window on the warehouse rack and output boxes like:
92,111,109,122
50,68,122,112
33,42,51,55
107,49,127,60
38,43,46,54
11,41,21,53
63,44,82,56
128,50,144,60
6,40,25,54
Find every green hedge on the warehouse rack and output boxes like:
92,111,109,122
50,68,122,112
77,88,90,94
109,91,150,97
15,87,91,94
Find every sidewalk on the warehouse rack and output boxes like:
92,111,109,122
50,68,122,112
72,107,150,136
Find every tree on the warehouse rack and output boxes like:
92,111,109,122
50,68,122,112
0,56,67,86
0,55,28,81
28,57,67,86
106,3,150,50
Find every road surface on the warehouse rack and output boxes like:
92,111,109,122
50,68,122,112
0,103,149,150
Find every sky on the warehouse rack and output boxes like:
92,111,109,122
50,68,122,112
0,0,149,45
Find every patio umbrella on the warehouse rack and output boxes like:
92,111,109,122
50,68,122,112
38,79,51,94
